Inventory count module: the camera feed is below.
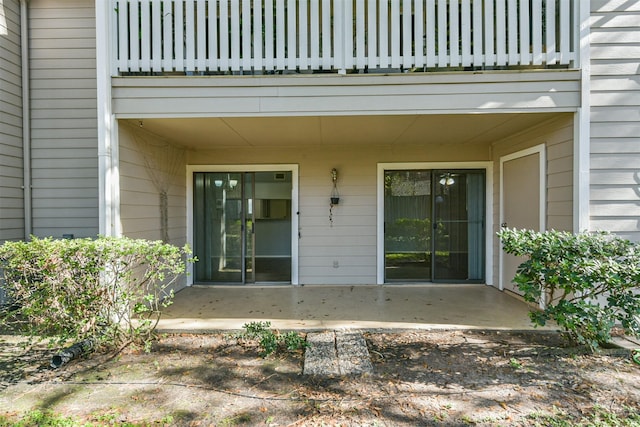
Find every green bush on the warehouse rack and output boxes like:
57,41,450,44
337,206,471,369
234,321,308,357
498,228,640,351
0,236,193,351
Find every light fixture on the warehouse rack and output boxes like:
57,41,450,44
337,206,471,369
229,179,238,188
330,168,340,205
439,174,455,186
214,179,223,187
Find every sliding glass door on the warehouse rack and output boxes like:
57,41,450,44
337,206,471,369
193,171,292,284
384,169,485,283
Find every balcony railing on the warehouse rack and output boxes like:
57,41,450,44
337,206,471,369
112,0,577,76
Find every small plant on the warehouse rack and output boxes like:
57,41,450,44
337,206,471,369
509,357,523,369
234,321,308,357
0,236,194,352
499,228,640,351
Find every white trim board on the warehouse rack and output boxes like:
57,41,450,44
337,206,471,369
185,164,299,285
377,162,494,286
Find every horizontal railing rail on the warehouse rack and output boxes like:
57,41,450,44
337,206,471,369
112,0,577,75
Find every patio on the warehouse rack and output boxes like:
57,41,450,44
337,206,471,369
157,284,551,332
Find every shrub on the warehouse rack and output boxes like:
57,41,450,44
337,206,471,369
498,228,640,351
0,236,193,352
234,321,308,357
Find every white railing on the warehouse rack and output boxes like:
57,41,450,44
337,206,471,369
113,0,577,75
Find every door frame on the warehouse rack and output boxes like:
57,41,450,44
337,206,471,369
186,164,299,285
377,162,494,285
499,144,546,291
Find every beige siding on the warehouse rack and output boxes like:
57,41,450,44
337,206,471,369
119,125,187,246
0,0,24,241
189,140,490,285
590,1,640,241
491,115,574,285
112,71,581,118
28,0,98,238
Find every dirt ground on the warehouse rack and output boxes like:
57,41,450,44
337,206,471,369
1,330,639,426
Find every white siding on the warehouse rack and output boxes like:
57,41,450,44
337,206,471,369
0,0,24,241
589,1,640,241
119,124,186,246
28,0,98,238
112,71,581,118
491,115,574,285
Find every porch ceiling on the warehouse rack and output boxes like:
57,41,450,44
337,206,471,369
128,113,562,150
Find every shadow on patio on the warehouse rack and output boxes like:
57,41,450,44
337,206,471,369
158,284,553,332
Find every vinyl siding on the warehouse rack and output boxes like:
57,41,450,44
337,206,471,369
28,0,98,238
189,138,489,285
119,124,187,246
589,1,640,241
112,71,581,118
0,0,24,241
491,115,575,285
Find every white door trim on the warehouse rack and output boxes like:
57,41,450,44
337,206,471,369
186,164,299,285
377,162,494,285
499,144,546,291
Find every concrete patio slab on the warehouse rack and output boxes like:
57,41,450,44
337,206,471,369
158,284,553,332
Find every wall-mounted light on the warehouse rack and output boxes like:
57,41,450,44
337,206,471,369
214,179,223,187
330,168,340,205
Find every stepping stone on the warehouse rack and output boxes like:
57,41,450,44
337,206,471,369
303,331,373,376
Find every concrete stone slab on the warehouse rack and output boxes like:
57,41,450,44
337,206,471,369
303,331,339,376
336,332,373,375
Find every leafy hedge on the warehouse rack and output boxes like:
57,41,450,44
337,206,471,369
0,236,193,351
499,228,640,351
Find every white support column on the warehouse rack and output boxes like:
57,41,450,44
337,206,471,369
574,0,591,233
96,1,118,237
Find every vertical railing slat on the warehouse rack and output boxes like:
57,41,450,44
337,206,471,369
117,0,129,72
185,0,195,71
559,0,570,64
461,0,471,66
546,0,557,64
356,0,366,69
208,0,218,71
321,0,331,69
309,0,319,69
197,0,207,70
507,0,518,65
425,0,435,68
367,0,378,68
437,0,447,67
449,0,460,67
219,0,229,70
276,0,286,69
253,0,263,70
140,0,151,71
414,0,425,68
390,0,400,68
519,0,530,64
265,0,274,70
472,0,483,65
403,0,413,67
496,0,506,65
532,0,542,65
287,0,297,69
298,0,308,69
231,0,241,70
162,0,174,71
174,0,184,71
243,0,252,70
484,0,495,65
379,0,389,68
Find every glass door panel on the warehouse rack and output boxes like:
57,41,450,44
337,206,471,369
194,172,243,283
384,171,432,281
384,169,485,283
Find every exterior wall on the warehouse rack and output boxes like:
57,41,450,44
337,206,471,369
112,71,581,118
28,0,98,238
188,141,492,284
491,114,575,284
119,124,187,246
589,1,640,241
0,0,24,241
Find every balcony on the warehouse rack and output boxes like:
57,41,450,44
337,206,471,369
111,0,578,76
